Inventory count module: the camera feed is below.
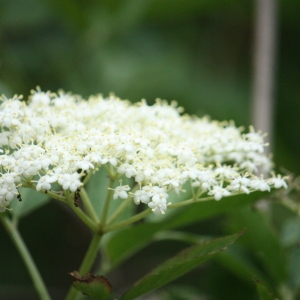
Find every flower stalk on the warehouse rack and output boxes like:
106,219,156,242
0,215,51,300
100,178,116,227
79,187,99,223
103,209,152,232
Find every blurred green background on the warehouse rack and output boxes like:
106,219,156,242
0,0,299,299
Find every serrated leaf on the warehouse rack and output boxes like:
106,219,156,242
69,271,113,300
254,278,279,300
120,231,244,300
10,187,50,219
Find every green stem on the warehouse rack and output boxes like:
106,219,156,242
103,208,151,232
80,188,99,223
106,183,139,225
64,192,98,233
64,233,103,300
0,216,51,300
69,205,99,233
26,183,98,232
106,195,132,225
82,170,93,186
25,184,67,203
100,178,115,226
168,195,215,208
169,191,247,209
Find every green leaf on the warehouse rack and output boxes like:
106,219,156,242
254,278,278,300
227,206,286,284
216,245,272,288
69,271,113,300
105,191,267,269
10,187,50,219
153,230,274,291
104,222,162,269
120,231,244,300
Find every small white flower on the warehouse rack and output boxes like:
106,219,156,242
214,165,239,180
163,178,180,188
177,149,197,166
193,170,217,191
36,175,57,191
148,197,168,214
58,173,82,192
133,189,150,205
152,188,169,203
249,179,270,192
108,157,118,166
75,160,94,171
113,185,130,200
117,163,137,178
229,176,251,194
29,90,51,107
268,175,288,189
181,167,199,180
208,186,231,201
0,183,18,202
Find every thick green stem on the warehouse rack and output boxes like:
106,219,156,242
80,188,99,223
1,216,51,300
64,233,103,300
67,203,98,233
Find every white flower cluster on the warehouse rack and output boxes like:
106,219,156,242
0,89,287,213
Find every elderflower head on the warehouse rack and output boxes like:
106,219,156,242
0,89,287,214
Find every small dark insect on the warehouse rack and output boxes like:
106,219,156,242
17,192,22,202
74,189,81,207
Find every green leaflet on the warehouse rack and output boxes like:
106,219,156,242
254,278,279,300
120,231,244,300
